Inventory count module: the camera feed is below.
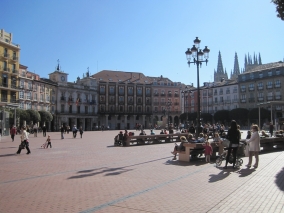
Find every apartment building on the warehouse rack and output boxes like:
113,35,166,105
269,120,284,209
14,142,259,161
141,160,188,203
0,29,20,107
238,62,284,114
49,68,98,131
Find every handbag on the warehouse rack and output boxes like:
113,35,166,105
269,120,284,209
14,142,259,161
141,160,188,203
19,142,25,149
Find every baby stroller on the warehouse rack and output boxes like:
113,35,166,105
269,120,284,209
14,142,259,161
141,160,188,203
216,145,244,168
41,141,48,149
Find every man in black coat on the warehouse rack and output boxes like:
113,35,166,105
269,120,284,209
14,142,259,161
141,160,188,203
42,125,47,137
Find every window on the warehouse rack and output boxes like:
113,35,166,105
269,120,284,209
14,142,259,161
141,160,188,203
20,102,24,109
275,80,281,88
268,71,272,76
109,86,115,95
61,104,64,113
146,88,151,95
19,91,24,99
242,75,246,81
119,87,124,95
20,80,24,89
226,88,230,94
233,87,237,93
250,73,254,79
267,81,273,89
259,73,263,78
119,96,124,104
26,102,31,109
46,95,50,102
276,69,280,75
160,82,164,86
34,103,38,110
128,87,133,95
258,82,263,90
249,83,254,91
100,86,105,94
40,94,44,101
241,85,246,92
77,106,80,113
137,87,142,95
26,91,31,100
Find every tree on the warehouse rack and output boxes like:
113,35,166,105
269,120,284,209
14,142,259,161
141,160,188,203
214,110,230,123
38,111,53,125
16,108,30,126
249,108,270,120
201,113,213,123
26,109,41,124
272,0,284,21
230,108,249,125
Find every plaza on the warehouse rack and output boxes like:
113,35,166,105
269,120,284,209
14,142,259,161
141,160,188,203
0,130,283,213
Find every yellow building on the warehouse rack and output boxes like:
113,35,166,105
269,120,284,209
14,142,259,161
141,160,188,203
0,29,20,106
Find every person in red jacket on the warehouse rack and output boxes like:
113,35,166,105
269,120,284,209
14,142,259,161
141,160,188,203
10,125,16,142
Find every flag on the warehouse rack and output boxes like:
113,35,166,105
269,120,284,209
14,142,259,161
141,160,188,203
76,98,79,105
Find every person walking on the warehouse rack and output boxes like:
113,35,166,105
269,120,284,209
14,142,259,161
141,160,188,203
79,126,83,138
10,125,16,142
33,123,38,137
42,125,47,137
246,125,260,168
16,126,30,155
224,120,241,169
72,125,78,138
60,125,65,139
46,135,52,148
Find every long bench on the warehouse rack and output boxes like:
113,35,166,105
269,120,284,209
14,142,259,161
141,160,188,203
260,137,284,151
122,133,188,146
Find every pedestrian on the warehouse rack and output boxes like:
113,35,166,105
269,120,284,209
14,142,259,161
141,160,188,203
246,125,260,168
67,125,70,134
202,141,213,163
46,135,52,148
16,126,30,155
72,125,78,138
79,126,83,138
42,125,47,137
60,125,65,139
223,120,241,169
10,125,16,142
33,123,38,137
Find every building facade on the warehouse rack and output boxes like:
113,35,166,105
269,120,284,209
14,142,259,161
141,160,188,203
238,62,284,114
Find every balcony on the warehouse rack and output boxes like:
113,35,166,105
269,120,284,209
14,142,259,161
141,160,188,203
145,93,151,97
1,97,8,102
10,99,19,103
225,100,231,104
248,87,255,91
226,91,230,94
219,101,224,105
11,56,18,61
257,87,263,90
219,91,223,95
275,95,282,100
174,93,179,97
248,98,255,103
240,88,246,92
128,101,134,105
2,67,10,72
275,84,281,88
214,101,218,105
232,99,238,103
167,93,172,97
11,69,19,75
208,102,213,106
240,99,246,103
160,93,165,97
146,101,151,105
2,53,9,58
266,85,273,89
233,89,237,93
60,97,66,101
267,96,274,101
257,97,264,102
0,83,8,87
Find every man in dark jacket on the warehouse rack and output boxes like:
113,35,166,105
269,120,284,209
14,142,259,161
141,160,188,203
42,125,47,137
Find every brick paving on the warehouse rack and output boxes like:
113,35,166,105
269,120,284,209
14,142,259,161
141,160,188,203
0,130,283,213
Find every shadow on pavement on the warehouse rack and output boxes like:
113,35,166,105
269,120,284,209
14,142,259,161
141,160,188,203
209,168,231,182
68,167,133,179
236,168,256,177
0,147,17,149
275,167,284,191
0,153,18,157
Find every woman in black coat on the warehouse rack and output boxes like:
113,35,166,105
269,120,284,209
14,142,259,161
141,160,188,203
224,120,241,169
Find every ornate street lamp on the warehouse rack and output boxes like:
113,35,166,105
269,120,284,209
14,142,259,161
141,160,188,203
166,98,172,129
185,37,210,137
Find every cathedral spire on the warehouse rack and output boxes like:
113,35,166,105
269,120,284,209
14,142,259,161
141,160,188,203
216,51,224,74
258,53,262,65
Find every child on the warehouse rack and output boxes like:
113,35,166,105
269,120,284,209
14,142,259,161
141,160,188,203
202,141,213,163
46,135,52,148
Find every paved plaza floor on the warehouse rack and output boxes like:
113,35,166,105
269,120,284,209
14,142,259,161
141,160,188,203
0,130,283,213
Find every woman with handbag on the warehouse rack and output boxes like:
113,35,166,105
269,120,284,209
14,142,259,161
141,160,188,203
16,126,30,155
246,125,260,168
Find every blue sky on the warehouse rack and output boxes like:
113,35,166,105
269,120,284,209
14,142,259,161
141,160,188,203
2,0,283,86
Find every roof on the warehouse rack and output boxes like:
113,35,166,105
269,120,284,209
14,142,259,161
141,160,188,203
244,62,284,73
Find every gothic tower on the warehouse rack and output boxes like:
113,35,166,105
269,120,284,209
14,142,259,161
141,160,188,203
214,51,228,82
231,52,240,80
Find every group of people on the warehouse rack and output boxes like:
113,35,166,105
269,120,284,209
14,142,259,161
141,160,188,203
60,125,84,139
171,120,261,169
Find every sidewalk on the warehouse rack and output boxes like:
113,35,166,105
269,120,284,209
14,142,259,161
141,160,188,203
0,130,283,213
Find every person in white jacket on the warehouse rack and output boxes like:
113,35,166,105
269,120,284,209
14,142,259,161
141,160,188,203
246,125,260,168
16,126,30,155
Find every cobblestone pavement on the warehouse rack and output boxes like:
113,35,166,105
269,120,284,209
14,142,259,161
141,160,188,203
0,130,283,213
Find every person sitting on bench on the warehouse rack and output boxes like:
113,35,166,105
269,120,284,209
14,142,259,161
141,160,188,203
261,130,270,138
171,136,188,160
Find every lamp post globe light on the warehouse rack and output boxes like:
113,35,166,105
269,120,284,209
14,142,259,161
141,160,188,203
185,37,210,137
